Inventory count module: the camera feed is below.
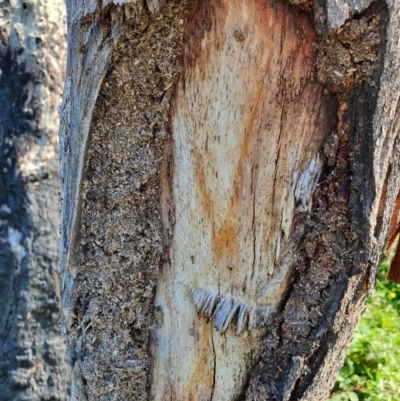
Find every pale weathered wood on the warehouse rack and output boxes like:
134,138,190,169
59,0,400,400
151,2,336,399
59,5,123,397
325,0,375,28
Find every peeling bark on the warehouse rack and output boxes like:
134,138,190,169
60,0,400,400
0,1,69,400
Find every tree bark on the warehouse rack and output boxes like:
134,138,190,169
0,1,69,399
59,0,400,400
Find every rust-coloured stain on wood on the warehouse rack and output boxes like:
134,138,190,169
152,0,336,399
173,0,325,282
387,191,400,283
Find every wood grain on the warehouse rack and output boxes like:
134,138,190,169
151,0,336,399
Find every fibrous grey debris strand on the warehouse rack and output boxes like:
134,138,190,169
236,303,249,335
214,298,233,332
191,289,252,335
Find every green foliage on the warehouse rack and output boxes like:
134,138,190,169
329,261,400,401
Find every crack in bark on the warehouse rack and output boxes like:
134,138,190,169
251,166,257,281
210,324,216,401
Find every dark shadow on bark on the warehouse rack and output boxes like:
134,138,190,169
0,33,69,401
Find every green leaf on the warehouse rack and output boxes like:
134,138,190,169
330,260,400,401
347,391,359,401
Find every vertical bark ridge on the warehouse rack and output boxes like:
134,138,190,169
0,1,69,399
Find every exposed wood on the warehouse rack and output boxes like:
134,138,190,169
151,1,336,399
386,191,400,282
59,0,400,400
0,0,69,399
59,3,146,397
245,1,400,398
60,1,195,399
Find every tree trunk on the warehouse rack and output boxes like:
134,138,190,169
59,0,400,400
0,1,69,399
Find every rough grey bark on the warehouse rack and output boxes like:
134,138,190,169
0,1,69,400
59,0,400,400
